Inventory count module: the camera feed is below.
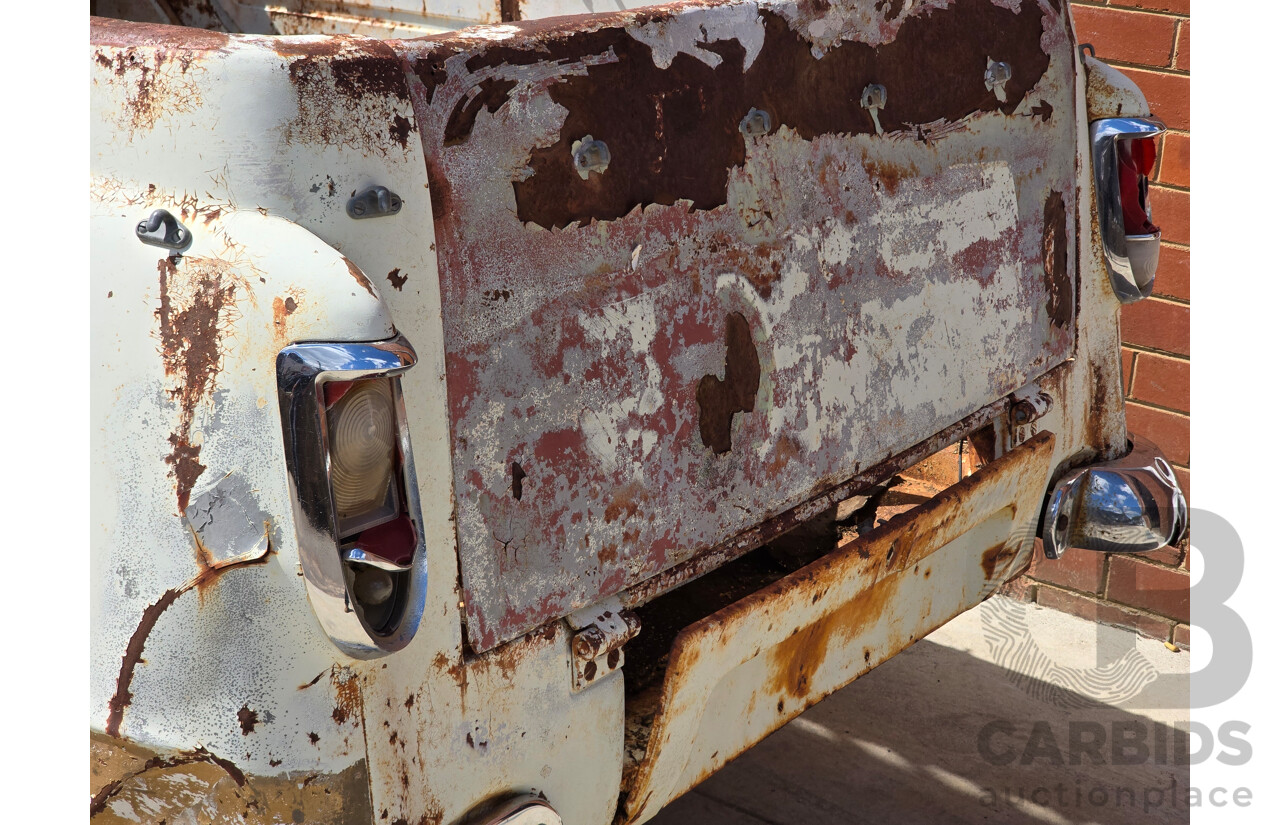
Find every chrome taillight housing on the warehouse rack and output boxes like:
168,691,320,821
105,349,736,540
277,335,426,657
1091,117,1167,303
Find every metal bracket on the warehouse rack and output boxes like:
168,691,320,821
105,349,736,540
136,209,192,251
347,186,403,220
1007,384,1054,449
566,598,641,692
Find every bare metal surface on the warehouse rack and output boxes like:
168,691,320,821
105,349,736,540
184,472,273,568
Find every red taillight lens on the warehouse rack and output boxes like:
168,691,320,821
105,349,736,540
1118,137,1160,236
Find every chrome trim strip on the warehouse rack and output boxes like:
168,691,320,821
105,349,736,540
465,795,563,825
277,335,427,657
1041,434,1188,559
1090,116,1167,303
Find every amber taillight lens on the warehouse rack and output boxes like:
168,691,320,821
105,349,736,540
325,378,399,536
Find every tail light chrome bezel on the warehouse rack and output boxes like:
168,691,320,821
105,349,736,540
1090,116,1167,303
277,335,427,658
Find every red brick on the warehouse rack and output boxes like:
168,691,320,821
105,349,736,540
1156,132,1189,189
1130,351,1190,412
1028,548,1106,594
1174,466,1190,505
1120,68,1190,131
1120,347,1136,396
1071,6,1177,68
1106,555,1191,622
1120,298,1189,356
1152,243,1189,301
1104,1,1191,16
999,575,1038,603
1172,623,1191,649
1175,21,1190,71
1125,402,1190,465
1036,585,1174,641
1149,186,1189,245
1143,540,1185,568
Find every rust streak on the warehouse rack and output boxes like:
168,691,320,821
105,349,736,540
344,258,378,298
1042,190,1071,329
105,551,272,738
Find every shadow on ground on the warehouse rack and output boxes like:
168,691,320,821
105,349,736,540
650,614,1191,825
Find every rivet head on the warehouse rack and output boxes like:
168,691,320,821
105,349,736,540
739,107,772,137
572,136,611,181
860,84,887,110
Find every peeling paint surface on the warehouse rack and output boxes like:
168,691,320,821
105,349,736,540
392,0,1079,651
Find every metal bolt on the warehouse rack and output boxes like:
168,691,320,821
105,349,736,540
739,108,772,137
985,60,1012,103
572,136,611,180
860,84,887,135
352,202,366,216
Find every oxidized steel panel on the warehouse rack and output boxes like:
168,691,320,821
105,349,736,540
393,0,1079,651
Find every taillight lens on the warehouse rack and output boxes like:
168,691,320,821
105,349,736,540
326,378,399,535
1118,136,1160,235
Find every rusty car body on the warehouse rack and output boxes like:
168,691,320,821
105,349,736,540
89,1,1186,822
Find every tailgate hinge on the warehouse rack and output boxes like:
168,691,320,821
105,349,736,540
565,598,641,692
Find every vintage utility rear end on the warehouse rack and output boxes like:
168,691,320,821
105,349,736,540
89,2,1186,823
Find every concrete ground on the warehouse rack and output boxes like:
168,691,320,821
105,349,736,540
650,596,1191,825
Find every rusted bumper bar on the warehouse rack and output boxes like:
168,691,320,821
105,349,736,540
1040,433,1188,559
622,432,1057,823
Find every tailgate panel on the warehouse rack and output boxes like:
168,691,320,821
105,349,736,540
623,431,1057,822
395,0,1078,651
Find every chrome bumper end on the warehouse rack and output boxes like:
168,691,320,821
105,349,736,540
1041,434,1188,559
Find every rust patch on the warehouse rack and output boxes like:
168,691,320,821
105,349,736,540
387,268,408,291
444,78,518,146
272,294,298,340
980,541,1018,579
511,461,527,501
697,312,761,455
105,552,272,738
155,256,240,514
344,258,378,298
237,705,259,735
331,669,363,728
766,564,902,699
1042,190,1071,328
877,0,907,18
91,16,230,51
277,37,416,155
505,1,1052,229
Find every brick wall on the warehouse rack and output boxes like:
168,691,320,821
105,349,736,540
1005,0,1191,650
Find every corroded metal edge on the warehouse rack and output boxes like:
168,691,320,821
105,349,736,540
90,730,374,823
